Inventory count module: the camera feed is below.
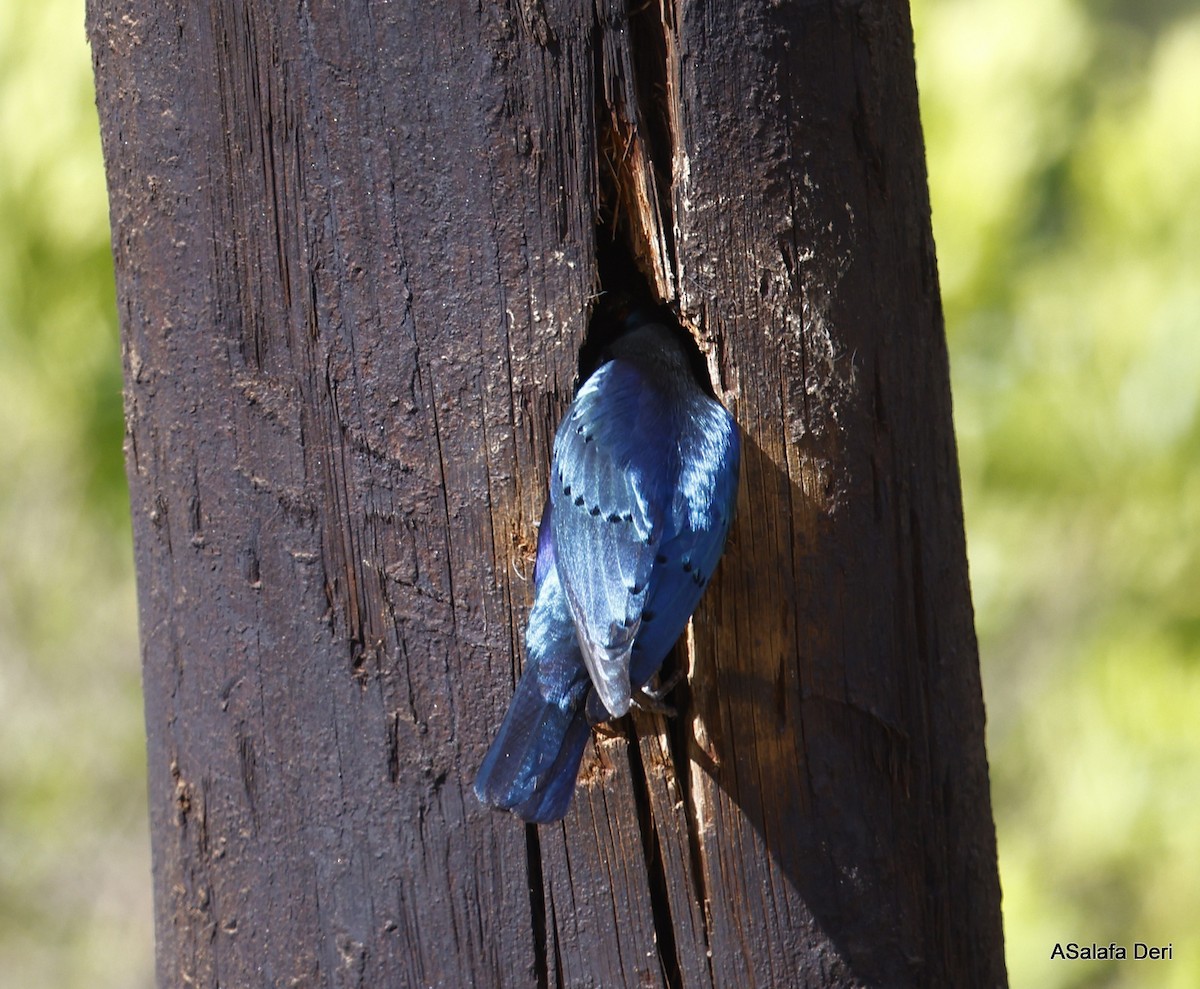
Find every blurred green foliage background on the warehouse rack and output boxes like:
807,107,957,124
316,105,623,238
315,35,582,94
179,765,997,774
0,0,1195,986
0,3,151,989
914,0,1200,985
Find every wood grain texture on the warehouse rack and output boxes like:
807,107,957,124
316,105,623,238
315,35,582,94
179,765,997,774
90,0,1006,986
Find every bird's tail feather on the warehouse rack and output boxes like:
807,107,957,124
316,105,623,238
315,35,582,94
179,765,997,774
474,659,592,824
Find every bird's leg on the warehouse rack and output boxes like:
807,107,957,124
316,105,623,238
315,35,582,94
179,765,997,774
631,668,685,716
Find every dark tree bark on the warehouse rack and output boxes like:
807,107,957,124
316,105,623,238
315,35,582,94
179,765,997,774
90,0,1006,986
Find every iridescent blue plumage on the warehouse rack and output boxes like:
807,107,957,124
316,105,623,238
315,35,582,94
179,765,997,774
475,314,740,823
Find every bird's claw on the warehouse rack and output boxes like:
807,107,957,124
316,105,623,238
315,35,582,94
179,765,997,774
631,668,685,716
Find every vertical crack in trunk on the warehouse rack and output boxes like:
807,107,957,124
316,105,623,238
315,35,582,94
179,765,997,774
666,668,716,980
625,723,685,989
586,5,719,982
525,824,550,989
596,0,678,303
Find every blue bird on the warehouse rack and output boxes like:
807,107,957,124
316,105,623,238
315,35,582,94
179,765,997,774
474,310,740,823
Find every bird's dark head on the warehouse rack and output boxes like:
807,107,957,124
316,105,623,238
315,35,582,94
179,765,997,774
578,289,654,379
582,297,717,400
589,290,671,338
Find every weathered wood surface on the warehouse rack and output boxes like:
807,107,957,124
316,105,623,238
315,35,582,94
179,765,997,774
90,0,1006,986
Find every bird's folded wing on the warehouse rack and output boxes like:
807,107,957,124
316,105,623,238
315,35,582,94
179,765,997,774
550,359,670,718
628,401,740,684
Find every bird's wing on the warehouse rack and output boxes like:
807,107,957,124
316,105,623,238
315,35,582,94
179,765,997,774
629,400,740,687
550,357,673,718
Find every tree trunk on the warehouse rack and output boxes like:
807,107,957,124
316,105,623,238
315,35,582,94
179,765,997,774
90,0,1006,986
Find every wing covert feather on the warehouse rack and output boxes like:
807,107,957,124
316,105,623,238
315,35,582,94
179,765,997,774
550,359,671,717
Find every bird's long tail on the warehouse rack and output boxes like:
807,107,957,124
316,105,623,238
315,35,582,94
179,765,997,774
474,655,592,823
